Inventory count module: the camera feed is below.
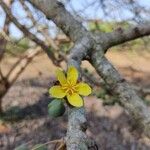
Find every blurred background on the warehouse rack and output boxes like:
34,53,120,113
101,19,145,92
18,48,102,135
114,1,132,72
0,0,150,149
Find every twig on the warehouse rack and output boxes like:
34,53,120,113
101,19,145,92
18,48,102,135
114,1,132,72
31,138,65,150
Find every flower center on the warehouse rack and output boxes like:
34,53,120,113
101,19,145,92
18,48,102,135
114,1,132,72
62,80,77,95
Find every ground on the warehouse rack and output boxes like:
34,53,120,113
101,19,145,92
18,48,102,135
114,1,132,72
0,51,150,150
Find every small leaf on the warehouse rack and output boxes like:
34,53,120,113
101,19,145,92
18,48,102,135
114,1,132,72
32,144,47,150
48,99,65,118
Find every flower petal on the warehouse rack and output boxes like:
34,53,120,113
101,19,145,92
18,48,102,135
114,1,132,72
56,69,67,85
67,93,83,107
67,66,78,84
77,82,92,96
49,86,66,98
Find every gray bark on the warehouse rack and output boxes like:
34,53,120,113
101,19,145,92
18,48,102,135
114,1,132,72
94,24,150,51
66,35,96,149
91,53,150,137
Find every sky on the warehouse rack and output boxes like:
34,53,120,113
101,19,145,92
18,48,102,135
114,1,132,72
0,0,150,39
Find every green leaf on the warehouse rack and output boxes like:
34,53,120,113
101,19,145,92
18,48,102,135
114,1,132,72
48,99,65,118
32,144,47,150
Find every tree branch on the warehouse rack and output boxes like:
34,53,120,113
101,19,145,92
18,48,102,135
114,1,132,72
0,0,58,65
0,0,12,60
95,24,150,51
20,0,60,51
28,0,91,42
28,0,150,142
27,1,97,149
0,47,41,113
91,51,150,137
66,38,96,150
7,47,42,85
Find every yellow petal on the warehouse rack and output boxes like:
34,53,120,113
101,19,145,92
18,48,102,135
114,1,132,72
67,93,83,107
56,69,67,85
77,82,92,96
49,86,66,98
67,66,78,84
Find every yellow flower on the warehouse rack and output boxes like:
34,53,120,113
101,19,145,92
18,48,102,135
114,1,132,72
49,66,92,107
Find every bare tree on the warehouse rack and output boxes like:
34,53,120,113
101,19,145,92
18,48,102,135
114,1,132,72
0,0,66,112
0,0,150,149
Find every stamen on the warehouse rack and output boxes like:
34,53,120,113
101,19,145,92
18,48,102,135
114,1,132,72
61,81,78,95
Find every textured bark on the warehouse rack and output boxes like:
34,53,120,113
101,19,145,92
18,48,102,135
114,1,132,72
66,108,87,150
66,37,95,150
94,24,150,51
91,53,150,137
